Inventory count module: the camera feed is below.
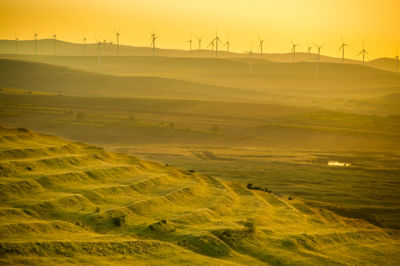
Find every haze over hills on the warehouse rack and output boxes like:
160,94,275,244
1,126,399,265
1,39,398,73
0,57,399,108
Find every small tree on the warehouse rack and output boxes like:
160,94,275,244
246,183,253,189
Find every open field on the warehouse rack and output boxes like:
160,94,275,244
1,126,399,265
1,91,399,230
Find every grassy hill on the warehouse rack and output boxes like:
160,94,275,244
1,126,399,265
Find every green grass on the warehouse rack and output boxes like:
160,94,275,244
0,126,399,265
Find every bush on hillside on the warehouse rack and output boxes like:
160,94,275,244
112,216,126,227
246,183,271,193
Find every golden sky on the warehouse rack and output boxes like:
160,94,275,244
1,0,399,59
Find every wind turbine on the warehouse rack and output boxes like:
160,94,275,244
34,30,38,55
187,35,193,53
95,37,102,65
115,30,120,56
52,27,57,55
314,43,323,76
291,39,298,62
14,33,18,54
258,36,265,56
211,31,222,58
197,36,202,54
224,40,230,55
83,36,87,55
150,29,159,60
208,39,215,56
338,37,348,63
306,46,312,61
245,44,254,73
358,43,368,65
395,53,399,74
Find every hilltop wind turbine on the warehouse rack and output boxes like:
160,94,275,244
14,33,18,54
245,44,254,73
258,36,265,56
115,30,120,56
83,36,87,55
306,46,312,60
34,30,38,55
358,43,368,65
208,39,215,55
211,31,222,58
291,39,298,62
224,40,230,56
150,29,159,60
95,37,102,65
395,53,399,74
52,27,57,55
314,43,323,76
197,36,202,54
338,37,348,63
187,35,193,53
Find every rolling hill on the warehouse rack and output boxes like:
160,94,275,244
0,58,266,102
1,57,399,105
1,39,396,71
1,126,399,265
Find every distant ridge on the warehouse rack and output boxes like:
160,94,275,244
1,38,397,72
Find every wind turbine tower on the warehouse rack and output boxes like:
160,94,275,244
307,46,312,61
258,37,265,56
187,36,193,54
358,43,368,65
96,38,102,65
150,30,159,60
14,35,18,54
34,31,38,55
339,38,348,63
395,54,399,74
197,37,202,54
83,37,87,55
314,43,323,76
115,30,120,56
224,40,230,56
246,46,254,73
208,39,215,56
291,40,298,62
52,28,57,55
212,32,221,58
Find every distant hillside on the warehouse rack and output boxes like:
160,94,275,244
0,39,374,66
1,125,399,265
1,57,398,102
367,57,399,73
0,58,266,102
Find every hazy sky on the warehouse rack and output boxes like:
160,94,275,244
1,0,399,59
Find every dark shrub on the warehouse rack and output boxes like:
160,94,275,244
112,216,126,227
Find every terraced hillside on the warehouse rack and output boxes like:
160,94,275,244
0,126,399,265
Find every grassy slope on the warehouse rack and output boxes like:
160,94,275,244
0,126,399,265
